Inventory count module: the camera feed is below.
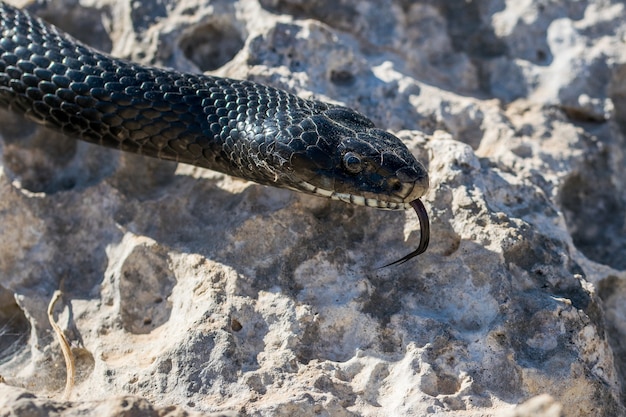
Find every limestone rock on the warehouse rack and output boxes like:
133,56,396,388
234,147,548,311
1,0,625,416
0,384,233,417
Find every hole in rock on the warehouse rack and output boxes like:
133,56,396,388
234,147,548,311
180,21,244,71
330,70,356,86
119,244,176,334
434,1,507,59
0,287,31,363
559,169,625,271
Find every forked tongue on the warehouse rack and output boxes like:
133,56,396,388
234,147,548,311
382,199,430,267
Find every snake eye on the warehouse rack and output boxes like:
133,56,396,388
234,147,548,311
343,152,363,174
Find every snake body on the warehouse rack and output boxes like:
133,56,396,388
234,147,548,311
0,2,429,263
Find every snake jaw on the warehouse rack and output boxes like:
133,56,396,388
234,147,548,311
296,180,413,210
294,164,428,211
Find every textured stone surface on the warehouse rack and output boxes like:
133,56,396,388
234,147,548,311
0,0,625,416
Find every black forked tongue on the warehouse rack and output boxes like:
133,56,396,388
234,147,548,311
382,199,430,267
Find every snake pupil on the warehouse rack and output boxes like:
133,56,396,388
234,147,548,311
343,152,363,174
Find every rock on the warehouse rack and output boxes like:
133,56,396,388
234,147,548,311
0,384,234,417
0,0,625,416
502,394,563,417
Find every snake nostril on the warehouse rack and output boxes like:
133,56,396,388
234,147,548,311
390,179,403,192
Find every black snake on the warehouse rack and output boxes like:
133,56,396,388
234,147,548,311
0,2,429,266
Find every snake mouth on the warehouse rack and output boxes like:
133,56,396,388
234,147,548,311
296,181,412,210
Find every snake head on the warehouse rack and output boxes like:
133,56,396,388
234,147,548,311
279,106,429,210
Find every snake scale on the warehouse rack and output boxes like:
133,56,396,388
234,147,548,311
0,2,429,266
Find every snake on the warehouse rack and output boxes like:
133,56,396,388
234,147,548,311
0,2,429,266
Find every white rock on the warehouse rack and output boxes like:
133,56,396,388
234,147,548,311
0,0,625,416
